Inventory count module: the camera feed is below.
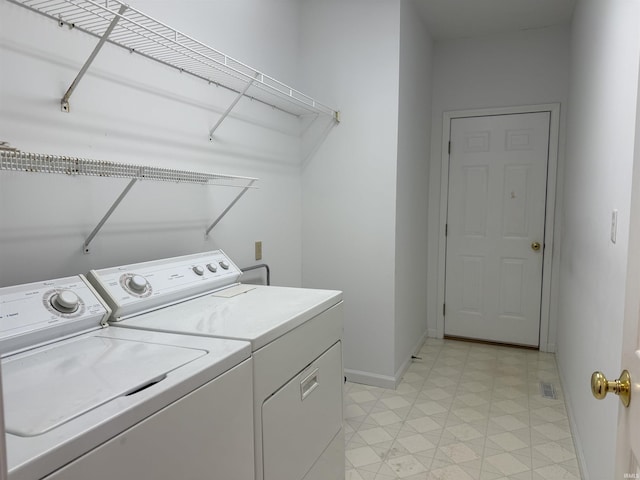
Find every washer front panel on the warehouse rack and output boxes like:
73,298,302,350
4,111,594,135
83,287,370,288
87,250,241,321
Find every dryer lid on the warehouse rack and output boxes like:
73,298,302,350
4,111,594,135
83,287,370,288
3,334,206,436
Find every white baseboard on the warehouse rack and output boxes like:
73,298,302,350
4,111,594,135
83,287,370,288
344,369,396,389
540,342,556,353
393,330,429,387
427,328,440,339
345,330,429,390
556,350,589,480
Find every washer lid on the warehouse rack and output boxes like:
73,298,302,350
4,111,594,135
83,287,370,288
3,335,205,437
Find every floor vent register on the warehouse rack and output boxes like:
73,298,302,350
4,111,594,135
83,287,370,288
539,381,558,400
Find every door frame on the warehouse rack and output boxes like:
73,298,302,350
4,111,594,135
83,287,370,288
436,103,561,352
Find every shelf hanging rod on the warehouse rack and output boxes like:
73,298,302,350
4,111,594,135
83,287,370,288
61,3,128,112
209,73,260,140
205,178,256,237
83,176,137,253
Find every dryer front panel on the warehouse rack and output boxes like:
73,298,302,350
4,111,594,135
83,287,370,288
261,341,343,480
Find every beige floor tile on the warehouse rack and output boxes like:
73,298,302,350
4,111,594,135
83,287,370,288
359,426,395,445
384,454,429,478
347,446,383,468
346,468,367,480
427,464,477,480
344,339,579,480
396,433,437,454
487,431,530,452
485,452,531,476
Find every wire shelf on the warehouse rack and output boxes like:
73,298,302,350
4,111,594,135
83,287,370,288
0,150,258,188
9,0,338,119
1,149,258,252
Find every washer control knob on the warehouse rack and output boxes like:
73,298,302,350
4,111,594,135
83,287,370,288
219,260,230,270
51,290,80,313
128,275,148,293
206,263,217,273
193,265,205,276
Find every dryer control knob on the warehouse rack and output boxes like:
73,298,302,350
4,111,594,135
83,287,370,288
193,266,205,276
219,260,230,270
51,290,80,313
128,275,148,292
206,263,217,273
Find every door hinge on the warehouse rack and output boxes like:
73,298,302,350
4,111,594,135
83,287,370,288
443,303,446,316
448,141,451,154
445,224,448,236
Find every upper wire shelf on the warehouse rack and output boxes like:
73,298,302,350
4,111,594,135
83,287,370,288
8,0,339,120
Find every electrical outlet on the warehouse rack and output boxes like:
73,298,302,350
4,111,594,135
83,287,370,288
255,241,262,260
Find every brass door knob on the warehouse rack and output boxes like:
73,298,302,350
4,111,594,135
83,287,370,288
591,370,631,407
531,242,541,251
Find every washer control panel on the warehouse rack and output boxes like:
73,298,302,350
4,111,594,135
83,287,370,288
87,250,242,321
0,275,110,356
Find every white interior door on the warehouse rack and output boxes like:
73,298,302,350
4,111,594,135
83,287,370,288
614,60,640,478
616,231,640,480
444,112,550,346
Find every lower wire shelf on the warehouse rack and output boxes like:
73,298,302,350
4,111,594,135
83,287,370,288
0,150,258,252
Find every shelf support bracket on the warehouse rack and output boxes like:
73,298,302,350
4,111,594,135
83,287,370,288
83,177,138,253
205,179,256,237
209,74,259,140
61,4,128,112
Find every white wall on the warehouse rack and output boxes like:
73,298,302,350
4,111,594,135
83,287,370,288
0,0,305,287
132,0,301,86
427,26,571,342
394,1,433,378
298,0,402,386
557,1,640,478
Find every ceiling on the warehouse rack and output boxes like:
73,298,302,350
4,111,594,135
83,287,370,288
414,0,577,40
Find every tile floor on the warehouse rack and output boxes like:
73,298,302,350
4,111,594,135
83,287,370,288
344,338,581,480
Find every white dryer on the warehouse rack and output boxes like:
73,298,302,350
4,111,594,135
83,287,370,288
87,250,345,480
0,275,254,480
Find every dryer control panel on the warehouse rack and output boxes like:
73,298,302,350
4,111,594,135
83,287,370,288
87,250,242,321
0,275,110,356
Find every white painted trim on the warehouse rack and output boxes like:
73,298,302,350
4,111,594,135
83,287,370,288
539,104,561,352
557,349,589,480
436,104,561,351
393,330,429,387
344,369,396,389
345,330,428,389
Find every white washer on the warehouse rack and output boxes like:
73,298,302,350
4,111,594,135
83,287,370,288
0,275,254,480
87,250,345,480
